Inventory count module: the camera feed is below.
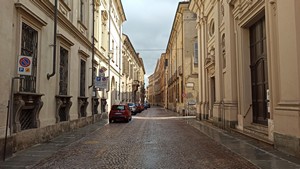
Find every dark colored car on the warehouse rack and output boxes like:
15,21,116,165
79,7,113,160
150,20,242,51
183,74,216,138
127,102,138,115
144,102,150,109
109,104,132,123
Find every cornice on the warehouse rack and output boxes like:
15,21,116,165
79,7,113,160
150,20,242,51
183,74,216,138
15,2,48,27
30,0,93,49
57,33,74,47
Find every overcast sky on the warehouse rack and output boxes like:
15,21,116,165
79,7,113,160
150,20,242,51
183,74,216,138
122,0,184,86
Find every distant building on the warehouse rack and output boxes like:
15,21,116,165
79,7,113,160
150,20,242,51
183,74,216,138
122,34,145,104
165,2,198,114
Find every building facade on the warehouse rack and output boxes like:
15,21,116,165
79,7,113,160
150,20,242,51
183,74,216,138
0,0,131,159
105,0,126,111
147,74,154,105
189,0,300,157
165,2,198,115
122,34,145,104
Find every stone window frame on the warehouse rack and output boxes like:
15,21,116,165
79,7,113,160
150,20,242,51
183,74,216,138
78,0,88,35
16,3,47,93
209,19,215,37
78,50,90,97
59,0,72,20
57,34,74,96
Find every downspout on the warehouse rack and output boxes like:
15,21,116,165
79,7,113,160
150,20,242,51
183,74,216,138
47,0,58,80
119,24,122,102
181,11,184,113
107,0,112,93
89,0,95,89
89,0,96,115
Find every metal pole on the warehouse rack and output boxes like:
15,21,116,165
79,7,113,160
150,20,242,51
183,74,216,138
3,77,24,161
3,101,9,161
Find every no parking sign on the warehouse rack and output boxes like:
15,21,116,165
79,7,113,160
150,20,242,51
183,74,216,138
17,56,32,76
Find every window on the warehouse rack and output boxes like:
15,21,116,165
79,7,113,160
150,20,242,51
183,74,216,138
209,19,215,37
194,41,198,65
80,59,86,96
116,46,118,66
20,22,38,93
112,105,125,110
111,40,115,62
95,5,100,42
122,55,126,75
101,10,108,50
130,64,133,79
115,82,118,99
222,34,226,69
59,47,69,95
80,0,85,24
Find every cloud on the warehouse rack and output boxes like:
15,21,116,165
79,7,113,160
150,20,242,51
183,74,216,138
122,0,182,85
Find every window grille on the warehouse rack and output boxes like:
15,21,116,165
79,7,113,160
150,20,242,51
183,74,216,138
59,47,69,95
59,107,67,121
20,109,35,130
20,22,38,93
80,106,86,117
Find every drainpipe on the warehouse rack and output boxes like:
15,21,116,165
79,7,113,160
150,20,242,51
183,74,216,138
107,0,112,93
89,0,95,89
89,0,96,115
119,24,122,103
47,0,58,80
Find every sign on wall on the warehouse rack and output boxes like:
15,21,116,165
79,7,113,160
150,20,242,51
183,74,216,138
17,56,32,76
95,76,108,89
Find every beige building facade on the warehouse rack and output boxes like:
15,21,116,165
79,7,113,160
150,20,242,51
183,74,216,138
165,2,198,115
147,74,154,105
190,0,300,157
0,0,130,159
122,34,145,104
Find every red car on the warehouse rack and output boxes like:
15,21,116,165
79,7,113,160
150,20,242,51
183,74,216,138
109,104,132,123
135,103,144,113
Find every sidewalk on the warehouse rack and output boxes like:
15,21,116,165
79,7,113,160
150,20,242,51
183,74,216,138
185,119,300,169
0,119,109,169
1,112,300,169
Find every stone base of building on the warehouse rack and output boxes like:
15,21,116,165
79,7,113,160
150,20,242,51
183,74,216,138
212,117,237,129
274,132,300,158
196,113,208,121
0,114,103,160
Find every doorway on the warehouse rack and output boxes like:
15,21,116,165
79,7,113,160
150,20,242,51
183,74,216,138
249,17,268,125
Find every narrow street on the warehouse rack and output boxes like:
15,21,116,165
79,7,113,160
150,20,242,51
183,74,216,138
31,107,257,169
2,107,300,169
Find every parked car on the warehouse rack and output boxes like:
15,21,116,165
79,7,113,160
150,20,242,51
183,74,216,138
109,104,132,123
127,102,138,115
136,103,144,113
144,102,150,109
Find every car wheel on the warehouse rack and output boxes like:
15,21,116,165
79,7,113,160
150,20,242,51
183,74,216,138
109,119,113,123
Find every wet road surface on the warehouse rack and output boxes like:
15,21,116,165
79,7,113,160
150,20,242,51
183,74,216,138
30,107,258,169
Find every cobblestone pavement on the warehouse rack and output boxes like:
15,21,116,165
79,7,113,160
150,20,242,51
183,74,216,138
29,107,258,169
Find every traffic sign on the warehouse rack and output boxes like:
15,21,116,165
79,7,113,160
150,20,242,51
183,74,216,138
95,76,108,89
17,56,32,76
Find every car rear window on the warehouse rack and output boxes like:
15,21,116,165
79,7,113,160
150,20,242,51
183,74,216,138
127,103,134,106
112,105,125,110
